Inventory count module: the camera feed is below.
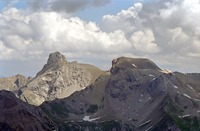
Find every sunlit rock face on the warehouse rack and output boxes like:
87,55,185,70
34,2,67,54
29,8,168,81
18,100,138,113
19,52,104,105
0,74,31,91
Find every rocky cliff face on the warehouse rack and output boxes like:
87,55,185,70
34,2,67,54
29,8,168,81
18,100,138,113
40,57,200,131
19,52,103,105
0,90,57,131
0,74,31,91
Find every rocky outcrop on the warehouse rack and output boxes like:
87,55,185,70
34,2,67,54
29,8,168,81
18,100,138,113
110,57,161,74
40,57,200,131
0,74,31,91
0,90,57,131
19,52,104,105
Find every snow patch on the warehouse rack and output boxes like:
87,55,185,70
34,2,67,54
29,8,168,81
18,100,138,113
159,69,173,74
173,85,178,89
145,97,152,103
149,74,155,77
132,64,137,68
179,114,191,118
83,116,90,121
83,116,100,122
139,119,151,127
194,98,200,102
183,94,191,99
145,125,153,131
187,85,195,92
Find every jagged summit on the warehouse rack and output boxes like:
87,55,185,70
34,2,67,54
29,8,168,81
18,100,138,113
19,52,104,105
36,52,67,76
111,57,161,73
47,51,66,65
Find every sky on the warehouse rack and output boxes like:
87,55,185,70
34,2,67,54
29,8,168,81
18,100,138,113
0,0,200,77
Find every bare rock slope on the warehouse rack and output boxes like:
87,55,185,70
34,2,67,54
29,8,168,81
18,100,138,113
0,90,57,131
41,57,200,131
19,52,103,105
0,74,31,91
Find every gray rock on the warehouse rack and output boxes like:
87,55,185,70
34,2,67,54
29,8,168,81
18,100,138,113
0,74,31,91
40,56,200,131
19,52,103,105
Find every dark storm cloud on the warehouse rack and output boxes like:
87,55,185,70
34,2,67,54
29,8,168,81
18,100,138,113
28,0,111,12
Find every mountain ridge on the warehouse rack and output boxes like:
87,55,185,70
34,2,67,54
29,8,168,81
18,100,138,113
39,53,200,130
18,52,104,105
0,52,200,131
0,90,57,131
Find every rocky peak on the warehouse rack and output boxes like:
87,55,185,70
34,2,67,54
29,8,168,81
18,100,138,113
111,57,161,74
13,74,29,87
36,52,67,76
0,74,30,91
20,52,104,105
47,51,66,65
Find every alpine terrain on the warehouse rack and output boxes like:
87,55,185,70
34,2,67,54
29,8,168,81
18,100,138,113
1,52,104,106
1,52,200,131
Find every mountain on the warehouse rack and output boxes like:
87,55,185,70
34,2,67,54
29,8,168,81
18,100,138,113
1,53,200,130
187,73,200,82
0,74,31,91
0,90,57,131
40,57,200,130
18,52,104,105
